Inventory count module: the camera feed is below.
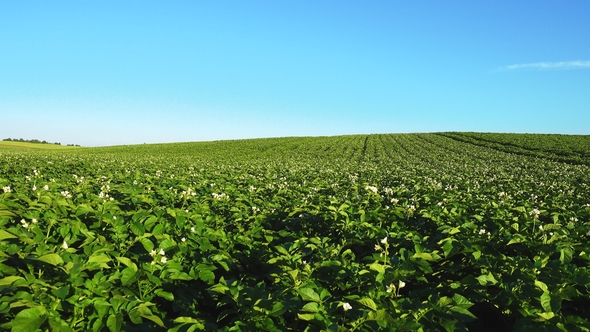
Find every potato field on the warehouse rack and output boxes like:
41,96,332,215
1,133,590,331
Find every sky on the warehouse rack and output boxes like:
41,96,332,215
1,1,589,146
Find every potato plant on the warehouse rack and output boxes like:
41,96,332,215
1,133,589,331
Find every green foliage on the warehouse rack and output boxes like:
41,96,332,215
1,133,590,331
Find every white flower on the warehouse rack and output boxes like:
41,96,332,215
342,302,352,311
32,185,37,191
365,185,378,193
386,283,396,293
159,249,165,256
161,257,167,263
190,227,196,233
61,191,72,198
399,280,406,288
381,237,388,244
113,216,117,220
20,219,29,229
62,241,68,249
32,218,38,224
43,185,49,190
212,192,229,200
181,237,186,242
2,186,10,193
150,249,157,256
374,244,381,251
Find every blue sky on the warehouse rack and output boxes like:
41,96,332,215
1,1,589,146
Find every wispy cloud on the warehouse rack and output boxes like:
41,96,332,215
499,60,590,71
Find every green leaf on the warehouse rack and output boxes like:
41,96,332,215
297,313,316,321
152,224,165,235
141,315,165,328
139,238,154,253
209,284,230,295
369,262,385,274
198,269,215,284
0,229,18,241
472,251,481,260
48,316,74,332
121,266,139,286
439,238,456,257
173,317,202,324
476,273,498,286
356,298,378,311
452,294,473,309
449,306,477,322
11,308,47,332
507,234,526,245
438,296,453,307
559,247,573,264
412,252,434,261
366,309,393,322
52,285,71,300
159,238,176,251
130,222,145,236
116,257,137,270
297,287,321,302
301,302,320,313
0,276,26,286
319,288,331,301
87,254,112,266
170,272,193,280
274,245,290,257
37,253,64,266
537,311,555,321
128,310,143,324
540,292,552,312
154,289,174,301
535,280,548,292
267,302,286,317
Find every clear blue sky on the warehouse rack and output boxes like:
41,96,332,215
2,1,589,146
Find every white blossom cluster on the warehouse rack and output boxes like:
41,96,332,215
212,192,229,200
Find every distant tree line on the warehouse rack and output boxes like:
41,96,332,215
3,138,80,147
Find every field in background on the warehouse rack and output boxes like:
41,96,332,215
1,133,589,331
0,141,81,150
